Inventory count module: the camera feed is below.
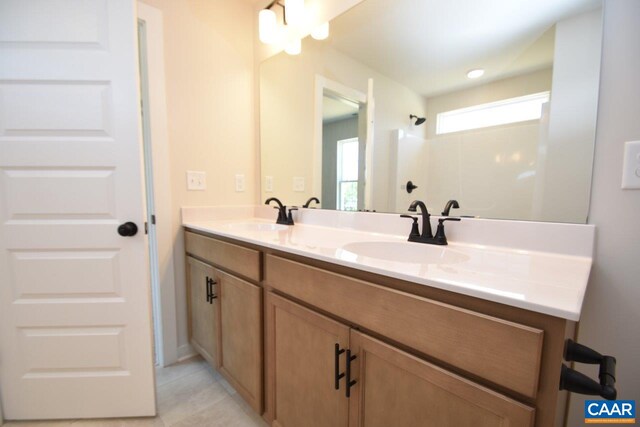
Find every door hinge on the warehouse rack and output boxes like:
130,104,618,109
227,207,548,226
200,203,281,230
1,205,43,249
144,222,148,234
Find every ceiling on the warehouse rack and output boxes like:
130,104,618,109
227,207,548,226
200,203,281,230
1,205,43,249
323,95,359,122
328,0,601,97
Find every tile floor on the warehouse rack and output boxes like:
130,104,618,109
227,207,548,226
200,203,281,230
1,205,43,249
3,356,268,427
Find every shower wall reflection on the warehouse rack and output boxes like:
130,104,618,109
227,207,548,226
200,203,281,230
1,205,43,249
391,69,552,220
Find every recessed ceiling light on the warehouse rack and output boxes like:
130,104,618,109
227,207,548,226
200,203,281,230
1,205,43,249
467,69,485,79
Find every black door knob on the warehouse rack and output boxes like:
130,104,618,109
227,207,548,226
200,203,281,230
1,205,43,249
406,180,418,194
117,222,138,237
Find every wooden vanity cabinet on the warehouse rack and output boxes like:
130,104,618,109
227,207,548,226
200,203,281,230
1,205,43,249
185,231,263,413
185,230,572,427
264,254,572,427
265,291,535,427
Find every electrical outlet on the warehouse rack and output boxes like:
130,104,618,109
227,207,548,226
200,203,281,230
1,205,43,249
293,177,305,192
235,174,245,192
186,171,206,191
265,176,274,192
622,141,640,189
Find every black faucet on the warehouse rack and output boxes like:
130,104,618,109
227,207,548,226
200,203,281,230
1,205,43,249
265,197,295,225
303,197,320,208
408,200,433,239
401,200,460,245
442,199,460,216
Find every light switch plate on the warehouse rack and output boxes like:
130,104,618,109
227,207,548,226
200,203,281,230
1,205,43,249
186,171,206,191
293,177,305,192
621,140,640,189
235,174,245,192
265,176,274,192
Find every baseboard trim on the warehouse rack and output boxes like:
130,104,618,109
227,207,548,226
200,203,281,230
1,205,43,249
177,343,197,362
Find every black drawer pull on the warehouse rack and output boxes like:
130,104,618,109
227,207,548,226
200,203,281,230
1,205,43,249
334,343,345,390
206,276,217,303
346,349,357,398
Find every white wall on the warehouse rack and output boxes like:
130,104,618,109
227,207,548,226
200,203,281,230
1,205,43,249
539,9,603,223
566,0,640,423
139,0,256,358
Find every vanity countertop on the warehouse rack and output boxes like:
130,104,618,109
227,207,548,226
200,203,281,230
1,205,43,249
182,208,593,321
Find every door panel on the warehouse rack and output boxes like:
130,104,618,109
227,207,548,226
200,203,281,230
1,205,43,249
218,269,263,412
187,257,219,367
266,292,349,427
349,331,535,427
0,0,155,419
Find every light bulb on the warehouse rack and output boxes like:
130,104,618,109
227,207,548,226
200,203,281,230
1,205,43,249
285,38,301,55
259,9,277,44
285,0,304,27
311,22,329,40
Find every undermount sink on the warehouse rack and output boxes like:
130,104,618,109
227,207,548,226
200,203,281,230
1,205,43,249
224,222,288,232
340,241,470,265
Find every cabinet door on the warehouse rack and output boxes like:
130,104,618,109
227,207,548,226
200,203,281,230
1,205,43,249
186,256,219,367
348,331,535,427
217,268,263,413
266,292,349,427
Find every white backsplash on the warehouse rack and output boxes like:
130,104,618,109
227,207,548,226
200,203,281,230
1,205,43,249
182,205,595,258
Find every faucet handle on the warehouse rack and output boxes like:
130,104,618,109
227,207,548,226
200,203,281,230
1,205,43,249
286,207,298,225
400,215,420,240
438,217,461,223
434,217,461,245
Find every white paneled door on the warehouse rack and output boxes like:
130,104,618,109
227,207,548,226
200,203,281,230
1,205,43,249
0,0,156,420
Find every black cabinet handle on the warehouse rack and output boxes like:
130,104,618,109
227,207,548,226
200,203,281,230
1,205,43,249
334,343,345,390
345,349,357,398
205,276,218,303
559,339,617,400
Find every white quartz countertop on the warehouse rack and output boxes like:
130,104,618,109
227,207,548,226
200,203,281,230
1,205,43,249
182,211,594,321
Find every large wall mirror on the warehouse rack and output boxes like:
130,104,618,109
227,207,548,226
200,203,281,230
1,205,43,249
259,0,603,223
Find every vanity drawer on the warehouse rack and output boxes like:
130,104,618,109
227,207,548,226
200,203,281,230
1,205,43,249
185,231,261,282
265,254,544,398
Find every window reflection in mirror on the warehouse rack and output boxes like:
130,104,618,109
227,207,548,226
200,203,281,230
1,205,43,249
322,91,365,211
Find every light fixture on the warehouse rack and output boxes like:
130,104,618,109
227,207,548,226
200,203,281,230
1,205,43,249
467,68,485,79
285,38,301,55
258,0,326,54
259,8,277,44
284,0,305,28
311,22,329,40
259,1,287,46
